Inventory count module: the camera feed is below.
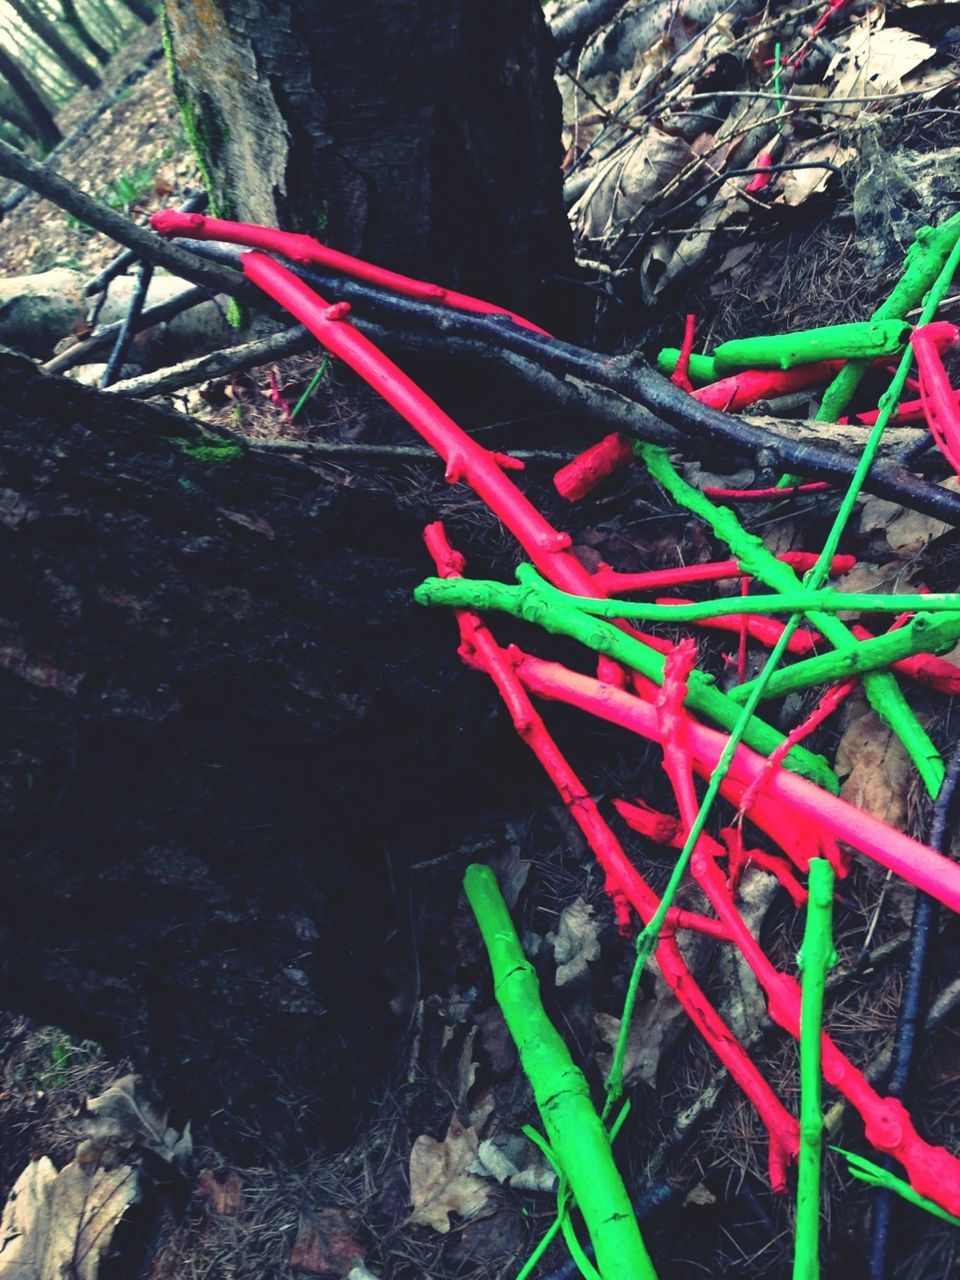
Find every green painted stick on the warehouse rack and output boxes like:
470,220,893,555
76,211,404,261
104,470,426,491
641,445,944,795
414,575,838,790
833,1147,960,1229
713,320,911,375
730,611,960,703
463,864,658,1280
655,348,717,383
514,568,960,622
818,212,960,423
794,859,837,1280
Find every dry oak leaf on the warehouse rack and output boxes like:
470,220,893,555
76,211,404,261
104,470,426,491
408,1116,491,1233
596,968,686,1088
196,1168,245,1217
835,704,913,830
0,1155,140,1280
289,1207,366,1276
79,1073,192,1172
549,896,601,987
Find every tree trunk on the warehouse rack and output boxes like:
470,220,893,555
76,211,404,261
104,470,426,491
161,0,572,317
0,45,62,151
115,0,157,24
0,350,539,1154
6,0,102,90
59,0,112,66
84,0,126,42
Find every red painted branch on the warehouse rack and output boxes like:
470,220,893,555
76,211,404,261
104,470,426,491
512,656,960,916
554,433,635,501
423,522,799,1187
150,209,550,333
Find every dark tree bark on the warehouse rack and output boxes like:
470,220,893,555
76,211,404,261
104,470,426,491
0,45,62,151
0,350,539,1153
6,0,102,90
58,0,112,66
162,0,573,316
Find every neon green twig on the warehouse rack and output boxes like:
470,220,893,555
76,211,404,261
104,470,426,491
414,575,837,789
730,610,960,702
654,348,717,383
290,353,330,420
818,212,960,423
516,1101,632,1280
640,446,945,795
794,859,837,1280
833,1147,960,1229
514,567,960,622
712,320,911,374
464,865,658,1280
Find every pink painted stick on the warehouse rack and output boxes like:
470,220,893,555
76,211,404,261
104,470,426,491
151,209,550,334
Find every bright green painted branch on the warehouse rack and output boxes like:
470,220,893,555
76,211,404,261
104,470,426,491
833,1147,960,1229
514,568,960,622
713,320,910,374
414,576,838,790
818,212,960,422
794,859,837,1280
463,864,657,1280
655,348,717,383
731,611,960,702
640,446,945,795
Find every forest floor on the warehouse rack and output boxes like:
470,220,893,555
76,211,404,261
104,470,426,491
4,6,960,1280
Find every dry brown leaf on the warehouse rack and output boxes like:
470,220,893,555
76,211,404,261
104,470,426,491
684,1182,717,1206
408,1116,491,1233
79,1074,192,1171
716,869,778,1040
196,1168,245,1216
778,142,856,207
860,495,951,557
835,703,913,828
289,1208,366,1276
0,1155,140,1280
548,896,601,986
476,1134,556,1192
596,970,686,1088
830,17,936,100
570,127,697,242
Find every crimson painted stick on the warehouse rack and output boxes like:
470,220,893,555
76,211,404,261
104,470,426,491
516,655,960,1213
658,602,960,697
150,209,549,333
693,363,844,412
554,433,634,501
912,324,960,475
671,314,697,393
424,522,800,1188
591,553,855,596
513,656,960,918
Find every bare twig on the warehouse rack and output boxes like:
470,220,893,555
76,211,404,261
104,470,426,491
101,261,153,388
43,285,210,375
0,138,247,297
85,192,209,299
241,439,573,463
107,324,316,397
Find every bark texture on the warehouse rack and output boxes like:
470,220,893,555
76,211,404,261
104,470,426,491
0,350,538,1153
162,0,572,315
